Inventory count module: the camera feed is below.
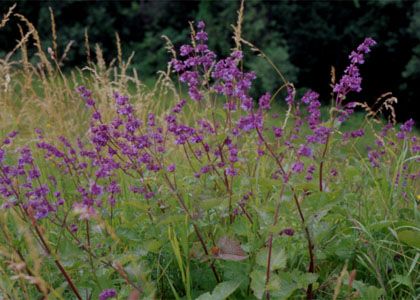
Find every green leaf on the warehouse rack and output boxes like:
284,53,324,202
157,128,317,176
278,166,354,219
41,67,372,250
360,285,384,299
58,238,82,268
250,269,266,300
391,274,414,291
256,246,287,270
196,279,243,300
397,230,420,248
143,239,163,253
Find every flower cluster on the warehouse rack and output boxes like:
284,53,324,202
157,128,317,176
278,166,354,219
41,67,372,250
333,38,377,103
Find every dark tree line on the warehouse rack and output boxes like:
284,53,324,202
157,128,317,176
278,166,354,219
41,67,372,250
1,0,419,123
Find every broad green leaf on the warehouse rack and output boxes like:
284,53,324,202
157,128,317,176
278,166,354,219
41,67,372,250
196,279,243,300
392,274,414,291
143,239,163,253
360,285,384,299
397,230,420,248
250,269,266,300
256,246,287,270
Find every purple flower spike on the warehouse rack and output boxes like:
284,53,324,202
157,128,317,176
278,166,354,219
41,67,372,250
333,37,377,102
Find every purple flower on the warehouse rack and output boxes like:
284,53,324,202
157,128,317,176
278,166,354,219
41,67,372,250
396,119,415,140
148,113,155,127
225,166,238,176
297,144,312,157
280,228,295,236
70,224,78,233
180,45,194,56
99,288,117,300
172,99,187,113
291,161,304,173
197,20,205,30
285,85,295,106
200,165,211,174
28,168,41,180
107,181,121,194
305,164,316,181
349,51,365,64
356,37,377,53
167,164,176,172
237,113,263,132
90,182,103,196
196,31,208,41
350,129,365,138
301,90,319,105
77,86,95,107
333,38,377,102
368,150,380,168
273,127,283,138
258,92,271,110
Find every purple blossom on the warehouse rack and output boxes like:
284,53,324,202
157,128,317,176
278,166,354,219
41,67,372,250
351,129,365,138
396,119,415,140
297,144,312,157
99,288,117,300
225,166,238,176
167,164,176,172
285,85,295,106
301,90,319,105
280,228,295,236
180,45,194,56
258,93,271,110
333,38,376,102
77,86,95,107
90,182,103,196
196,31,208,41
70,224,78,233
291,161,304,173
273,127,283,138
305,164,316,181
197,20,205,30
237,113,263,132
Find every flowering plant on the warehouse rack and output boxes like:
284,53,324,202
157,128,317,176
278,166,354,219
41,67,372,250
0,19,419,300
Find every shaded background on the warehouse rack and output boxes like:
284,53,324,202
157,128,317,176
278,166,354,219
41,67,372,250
1,0,419,123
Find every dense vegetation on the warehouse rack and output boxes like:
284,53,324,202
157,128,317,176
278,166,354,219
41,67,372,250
0,2,419,300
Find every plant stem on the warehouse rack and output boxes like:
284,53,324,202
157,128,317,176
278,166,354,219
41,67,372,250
319,134,331,192
33,225,82,300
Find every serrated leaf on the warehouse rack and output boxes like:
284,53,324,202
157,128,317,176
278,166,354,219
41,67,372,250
256,246,287,270
250,269,266,299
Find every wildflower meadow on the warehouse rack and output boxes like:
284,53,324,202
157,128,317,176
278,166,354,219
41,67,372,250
0,2,419,300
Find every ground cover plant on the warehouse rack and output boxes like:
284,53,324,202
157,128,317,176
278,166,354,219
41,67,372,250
0,3,419,300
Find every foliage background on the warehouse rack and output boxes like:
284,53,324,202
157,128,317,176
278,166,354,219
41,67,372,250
0,0,419,123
